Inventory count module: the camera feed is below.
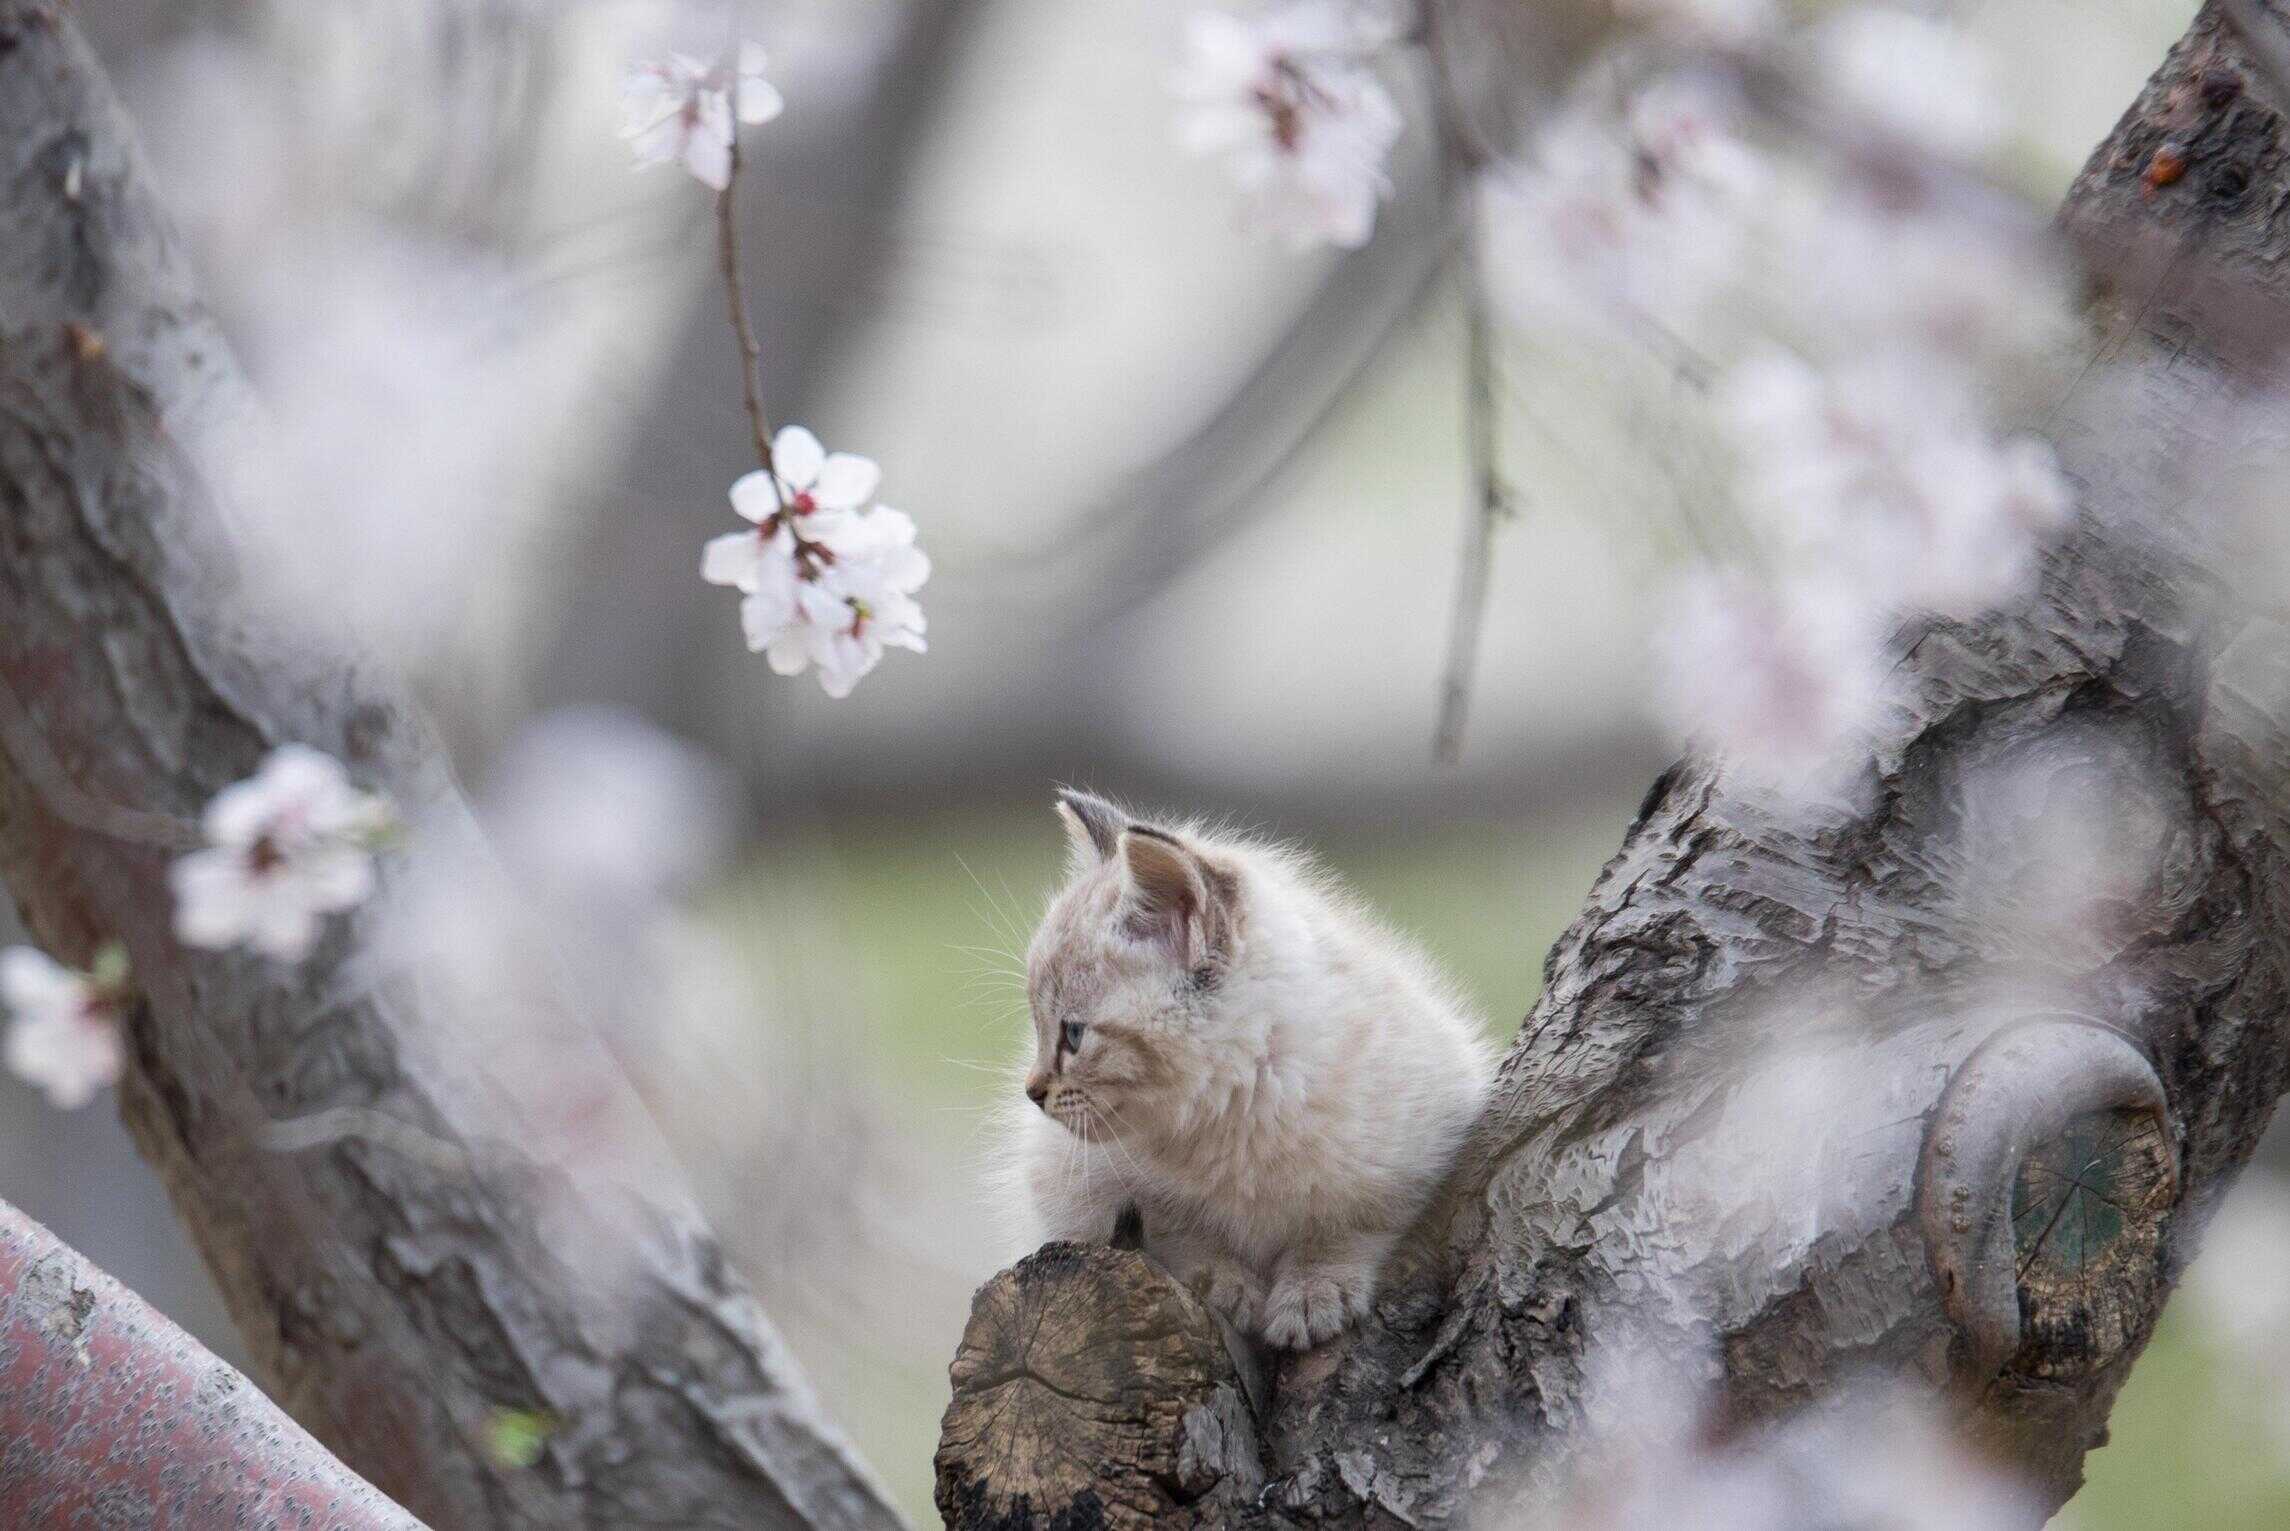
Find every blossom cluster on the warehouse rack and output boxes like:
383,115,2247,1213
1483,8,2076,787
171,744,392,962
701,426,930,698
620,41,782,192
1171,1,1405,250
622,38,932,695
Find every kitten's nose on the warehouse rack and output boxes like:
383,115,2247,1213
1024,1073,1050,1110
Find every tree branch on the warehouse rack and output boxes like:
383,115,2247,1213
938,3,2290,1523
0,12,902,1527
0,1196,424,1528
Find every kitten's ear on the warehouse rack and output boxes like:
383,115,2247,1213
1054,788,1123,867
1117,826,1238,973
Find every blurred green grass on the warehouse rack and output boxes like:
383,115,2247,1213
751,803,2287,1529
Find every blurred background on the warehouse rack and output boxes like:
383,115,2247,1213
4,0,2283,1524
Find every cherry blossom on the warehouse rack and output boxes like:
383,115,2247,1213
699,425,930,698
170,744,392,961
1814,7,2004,161
1483,73,1766,343
1718,349,2074,619
1172,3,1405,250
700,425,880,591
1,946,126,1111
1654,570,1886,787
621,40,783,192
1616,0,1777,50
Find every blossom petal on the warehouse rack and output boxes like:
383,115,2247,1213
811,452,881,511
703,530,768,588
736,77,784,126
170,850,253,949
765,630,813,675
772,426,826,491
0,947,78,1016
682,120,733,191
727,469,784,524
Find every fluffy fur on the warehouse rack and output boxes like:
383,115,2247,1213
1000,789,1492,1350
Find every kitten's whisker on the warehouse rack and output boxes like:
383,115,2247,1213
1083,1098,1153,1205
937,1054,1015,1077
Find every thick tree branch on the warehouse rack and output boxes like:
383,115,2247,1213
938,4,2290,1524
0,12,901,1528
0,1196,423,1528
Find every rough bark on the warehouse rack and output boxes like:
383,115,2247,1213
936,4,2290,1525
0,1195,423,1528
0,12,902,1529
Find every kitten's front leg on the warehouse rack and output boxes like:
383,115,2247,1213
1261,1229,1399,1351
1186,1255,1268,1334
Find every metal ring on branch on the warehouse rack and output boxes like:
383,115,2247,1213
1916,1017,2179,1383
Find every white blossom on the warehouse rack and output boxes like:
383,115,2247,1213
2188,1172,2290,1458
1718,349,2074,618
1654,570,1886,786
742,506,931,698
170,745,391,961
1483,74,1767,343
701,425,879,591
622,41,783,192
1814,7,2004,161
1172,3,1405,251
1616,0,1777,49
483,708,734,912
1,947,124,1111
699,425,930,698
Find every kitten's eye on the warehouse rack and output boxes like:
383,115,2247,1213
1060,1020,1085,1054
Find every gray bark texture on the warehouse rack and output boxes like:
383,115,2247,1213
0,11,903,1530
935,4,2290,1526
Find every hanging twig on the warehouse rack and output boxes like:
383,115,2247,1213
1423,6,1515,765
715,137,784,499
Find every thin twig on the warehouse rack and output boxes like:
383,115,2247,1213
715,137,784,500
0,676,203,850
1424,9,1514,765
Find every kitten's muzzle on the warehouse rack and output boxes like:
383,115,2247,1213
1024,1072,1051,1111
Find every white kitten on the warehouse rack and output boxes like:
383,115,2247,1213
1002,789,1492,1350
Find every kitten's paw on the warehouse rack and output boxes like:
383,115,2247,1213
1189,1259,1265,1332
1261,1269,1370,1350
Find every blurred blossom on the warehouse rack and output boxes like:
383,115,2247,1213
1813,6,2004,161
1530,1363,2043,1530
1718,349,2074,620
621,40,784,191
1482,73,1766,344
2187,1171,2290,1457
0,946,125,1111
170,746,391,962
1786,190,2074,376
702,426,931,698
1616,0,1778,50
1171,1,1405,251
482,707,735,913
141,26,657,705
1653,570,1883,787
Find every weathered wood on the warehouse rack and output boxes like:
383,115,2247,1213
937,3,2290,1524
0,11,903,1528
935,1244,1264,1529
0,1196,424,1528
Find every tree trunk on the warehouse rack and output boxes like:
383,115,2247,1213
0,1195,423,1528
0,11,902,1528
935,4,2290,1524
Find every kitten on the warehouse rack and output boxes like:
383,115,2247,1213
1004,789,1492,1350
